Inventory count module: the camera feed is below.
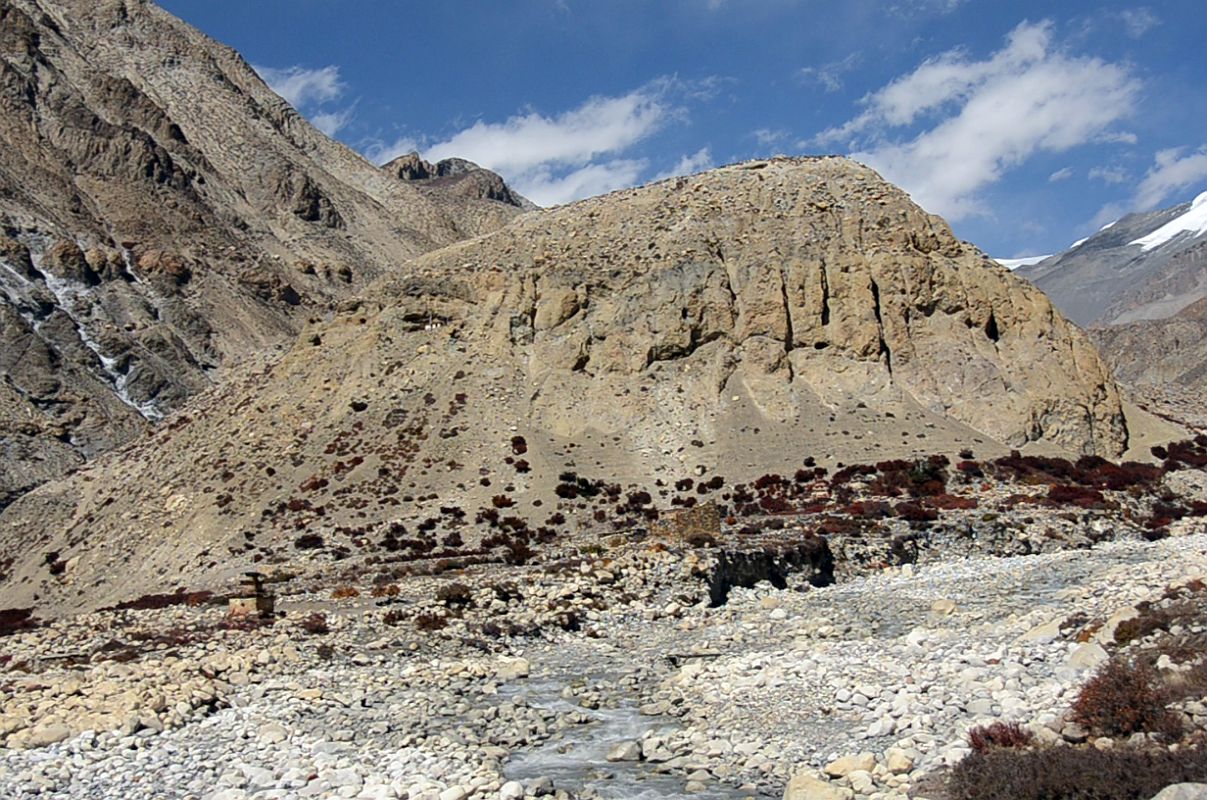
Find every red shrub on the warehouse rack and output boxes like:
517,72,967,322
968,721,1035,754
928,493,979,510
895,502,938,522
1047,484,1107,509
1070,658,1181,739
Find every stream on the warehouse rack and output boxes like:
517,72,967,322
501,675,757,799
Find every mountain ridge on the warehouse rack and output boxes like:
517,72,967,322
0,0,531,508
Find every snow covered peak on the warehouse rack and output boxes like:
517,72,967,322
1129,191,1207,252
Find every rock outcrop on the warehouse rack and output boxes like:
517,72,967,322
0,0,530,506
0,157,1128,613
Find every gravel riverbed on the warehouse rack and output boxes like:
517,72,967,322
3,530,1207,799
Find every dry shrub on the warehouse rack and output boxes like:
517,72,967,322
895,501,939,523
415,611,448,631
294,533,324,549
968,721,1035,754
1114,603,1190,646
0,608,39,637
370,584,400,598
104,590,213,612
1047,484,1107,509
382,609,405,626
1070,658,1182,739
330,585,360,599
948,744,1207,800
436,582,473,609
928,493,979,511
298,612,329,635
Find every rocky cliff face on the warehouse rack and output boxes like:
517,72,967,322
0,157,1128,613
0,0,529,507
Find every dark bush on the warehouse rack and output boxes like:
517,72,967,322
0,608,39,637
895,501,939,522
294,533,324,549
103,590,213,612
437,582,473,609
415,611,448,631
1070,658,1182,739
299,612,329,635
956,460,984,478
968,721,1034,754
948,744,1207,800
847,499,892,518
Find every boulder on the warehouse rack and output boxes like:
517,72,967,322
784,771,854,800
824,752,876,778
1151,785,1207,800
1066,642,1109,671
606,741,641,762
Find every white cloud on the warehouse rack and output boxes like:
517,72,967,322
1049,166,1073,182
421,88,669,175
753,128,789,147
1088,164,1129,184
652,148,714,181
519,159,648,206
1089,201,1126,230
817,21,1140,220
311,108,354,138
1117,7,1160,38
255,65,345,108
254,64,356,140
369,80,708,207
798,52,863,93
889,0,966,18
1135,146,1207,210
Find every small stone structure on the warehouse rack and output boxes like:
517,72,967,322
227,571,275,617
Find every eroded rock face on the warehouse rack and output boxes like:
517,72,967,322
0,157,1128,614
462,157,1124,457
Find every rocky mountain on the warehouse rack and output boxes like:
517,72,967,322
1013,192,1207,404
1090,295,1207,389
0,157,1128,613
384,152,539,214
0,0,530,508
1017,193,1207,327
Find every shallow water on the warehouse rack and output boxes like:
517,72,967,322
503,676,756,799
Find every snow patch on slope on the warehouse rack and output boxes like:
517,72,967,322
996,254,1052,270
1130,191,1207,252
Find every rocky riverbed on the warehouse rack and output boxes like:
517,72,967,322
4,525,1207,799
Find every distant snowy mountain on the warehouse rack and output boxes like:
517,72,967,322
1130,191,1207,252
1016,194,1207,326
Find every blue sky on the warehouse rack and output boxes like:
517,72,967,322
159,0,1207,258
